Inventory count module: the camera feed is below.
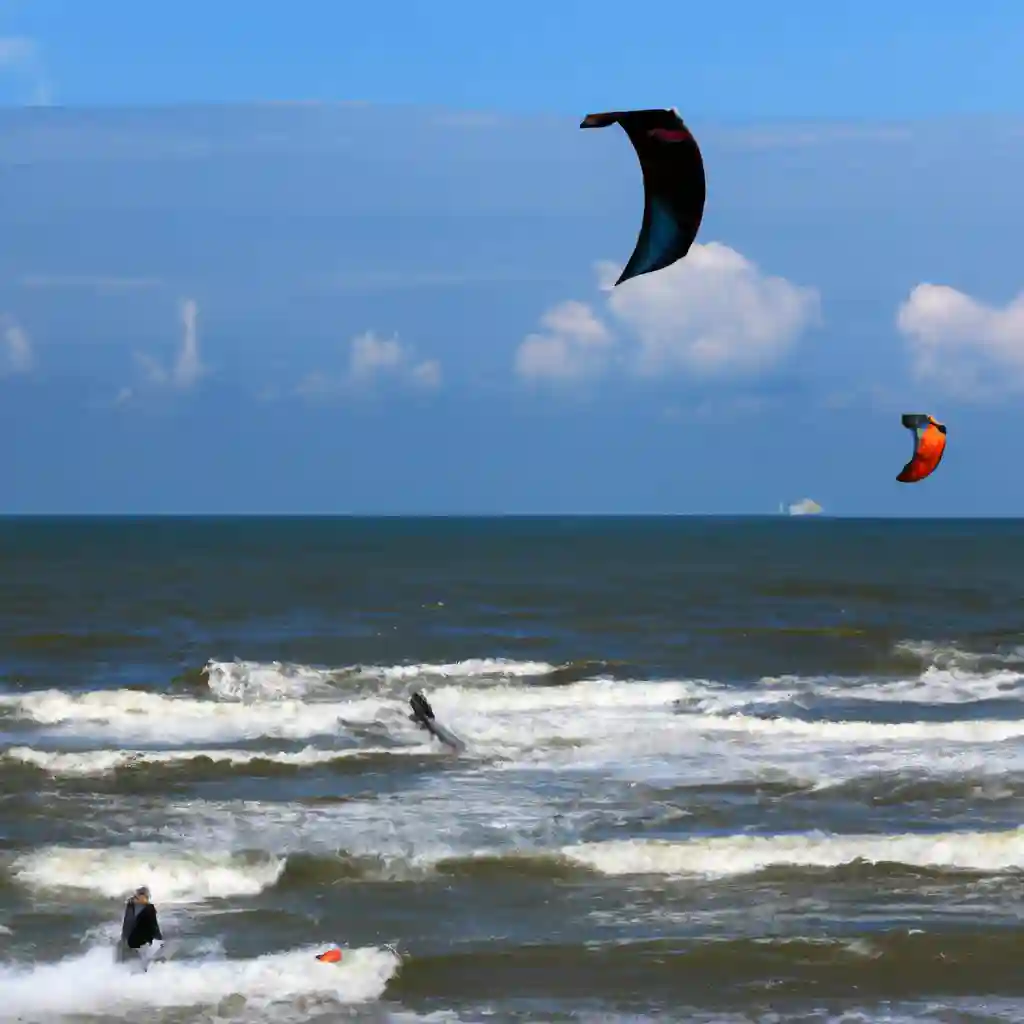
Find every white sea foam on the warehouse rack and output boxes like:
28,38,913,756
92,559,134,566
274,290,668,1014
152,775,569,867
364,657,556,681
688,711,1024,743
204,659,346,701
0,687,390,744
895,639,1024,668
561,826,1024,879
26,815,1024,898
10,650,1024,738
0,942,400,1021
758,666,1024,708
205,656,556,702
3,742,434,776
8,661,1024,791
12,844,286,904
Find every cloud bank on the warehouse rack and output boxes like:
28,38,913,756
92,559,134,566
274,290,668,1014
515,301,614,382
297,331,442,399
897,282,1024,400
515,242,821,386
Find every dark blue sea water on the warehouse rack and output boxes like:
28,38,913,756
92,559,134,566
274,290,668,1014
3,516,1024,1023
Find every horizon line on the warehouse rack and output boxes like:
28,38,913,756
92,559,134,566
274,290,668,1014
0,512,1018,521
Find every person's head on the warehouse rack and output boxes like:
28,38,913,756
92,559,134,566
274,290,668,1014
133,886,151,904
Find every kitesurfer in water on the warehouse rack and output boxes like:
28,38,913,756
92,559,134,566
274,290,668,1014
408,691,466,752
115,885,163,966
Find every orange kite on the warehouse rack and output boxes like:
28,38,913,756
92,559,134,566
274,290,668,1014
897,414,947,483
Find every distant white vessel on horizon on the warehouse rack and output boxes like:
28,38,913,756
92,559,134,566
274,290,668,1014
780,498,823,516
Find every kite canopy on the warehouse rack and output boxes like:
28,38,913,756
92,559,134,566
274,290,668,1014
897,414,947,483
580,108,706,287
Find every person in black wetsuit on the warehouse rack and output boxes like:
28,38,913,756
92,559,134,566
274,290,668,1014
408,691,465,752
409,691,435,727
115,886,162,967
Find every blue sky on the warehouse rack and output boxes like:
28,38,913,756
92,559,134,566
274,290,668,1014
5,0,1024,118
1,3,1023,514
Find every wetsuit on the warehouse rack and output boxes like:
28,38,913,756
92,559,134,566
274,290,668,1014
409,691,435,725
116,898,162,965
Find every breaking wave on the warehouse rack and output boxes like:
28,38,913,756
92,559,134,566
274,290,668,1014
12,844,287,904
0,942,401,1021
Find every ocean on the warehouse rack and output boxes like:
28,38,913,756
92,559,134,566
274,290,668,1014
2,515,1024,1023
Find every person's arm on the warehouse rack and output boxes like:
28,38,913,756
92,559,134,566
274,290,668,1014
151,908,163,941
120,901,134,943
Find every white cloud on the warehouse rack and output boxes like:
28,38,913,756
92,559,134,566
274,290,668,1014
896,282,1024,399
292,372,331,401
410,358,442,390
603,243,820,377
515,242,820,384
175,298,203,387
515,301,614,382
349,331,441,389
297,330,442,399
133,298,205,391
349,331,404,380
0,36,53,106
1,314,33,375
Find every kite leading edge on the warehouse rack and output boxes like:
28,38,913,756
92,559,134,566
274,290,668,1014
580,107,706,287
